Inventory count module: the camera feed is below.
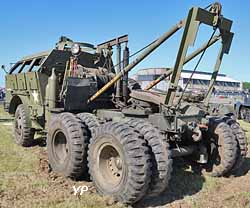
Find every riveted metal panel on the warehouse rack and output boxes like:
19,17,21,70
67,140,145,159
6,74,18,90
16,73,27,90
26,72,38,90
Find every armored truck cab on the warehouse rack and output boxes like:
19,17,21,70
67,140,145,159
4,37,115,129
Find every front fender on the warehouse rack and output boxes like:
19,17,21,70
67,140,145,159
9,95,30,114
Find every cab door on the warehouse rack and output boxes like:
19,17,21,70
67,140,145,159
25,71,48,105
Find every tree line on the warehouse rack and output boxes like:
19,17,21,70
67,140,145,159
243,82,250,89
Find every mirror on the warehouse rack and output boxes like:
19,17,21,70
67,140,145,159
1,65,7,73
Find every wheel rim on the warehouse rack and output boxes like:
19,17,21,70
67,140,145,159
15,114,22,138
53,131,68,163
98,143,124,187
216,133,224,165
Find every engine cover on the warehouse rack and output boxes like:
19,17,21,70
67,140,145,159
64,77,97,111
64,75,115,112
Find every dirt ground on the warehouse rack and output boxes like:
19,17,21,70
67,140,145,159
0,107,250,208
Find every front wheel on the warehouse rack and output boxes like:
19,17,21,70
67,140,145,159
14,104,34,147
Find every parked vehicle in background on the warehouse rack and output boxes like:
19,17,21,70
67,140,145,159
235,90,250,122
0,88,5,101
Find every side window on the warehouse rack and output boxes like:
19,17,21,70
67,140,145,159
19,60,32,73
10,62,23,74
30,57,44,72
9,57,45,74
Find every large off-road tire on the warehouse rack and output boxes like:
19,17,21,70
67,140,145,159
126,118,172,197
88,122,152,204
223,117,248,173
208,120,238,177
77,113,100,136
47,112,89,179
14,104,35,147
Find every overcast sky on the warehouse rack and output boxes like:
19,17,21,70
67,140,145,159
0,0,249,87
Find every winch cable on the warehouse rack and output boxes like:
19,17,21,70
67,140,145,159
176,28,218,107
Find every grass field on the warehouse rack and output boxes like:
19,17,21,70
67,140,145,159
0,106,250,208
239,120,250,142
0,107,124,208
0,106,11,118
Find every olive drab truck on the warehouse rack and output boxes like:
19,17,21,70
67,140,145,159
4,3,245,205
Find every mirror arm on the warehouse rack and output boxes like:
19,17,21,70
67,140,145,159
1,65,8,74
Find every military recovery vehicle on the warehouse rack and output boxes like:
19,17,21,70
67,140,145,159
4,3,239,204
143,39,248,175
235,92,250,122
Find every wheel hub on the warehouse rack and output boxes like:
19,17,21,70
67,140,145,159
53,131,68,163
99,144,124,186
108,156,122,177
15,115,22,136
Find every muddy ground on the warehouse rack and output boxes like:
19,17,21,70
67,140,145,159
0,108,249,208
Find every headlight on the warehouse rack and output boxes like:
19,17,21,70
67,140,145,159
71,43,81,56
